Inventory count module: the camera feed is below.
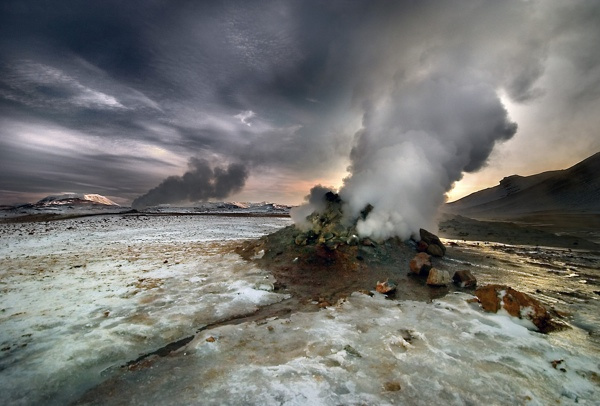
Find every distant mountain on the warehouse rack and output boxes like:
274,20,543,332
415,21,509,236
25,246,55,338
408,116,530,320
138,201,291,215
36,193,120,207
446,151,600,218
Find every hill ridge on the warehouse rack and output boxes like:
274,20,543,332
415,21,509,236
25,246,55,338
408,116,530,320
446,152,600,218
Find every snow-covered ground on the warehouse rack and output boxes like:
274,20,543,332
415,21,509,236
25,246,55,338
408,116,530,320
0,215,291,405
1,215,599,405
80,292,600,406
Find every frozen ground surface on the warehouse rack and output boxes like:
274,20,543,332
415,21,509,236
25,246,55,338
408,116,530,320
1,215,599,405
0,214,291,405
78,292,599,406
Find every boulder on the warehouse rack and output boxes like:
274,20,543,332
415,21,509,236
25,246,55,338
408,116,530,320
426,244,444,257
346,235,359,246
419,228,446,256
426,268,450,286
294,233,308,246
474,284,561,333
452,270,477,288
416,240,429,252
376,279,397,294
409,252,432,275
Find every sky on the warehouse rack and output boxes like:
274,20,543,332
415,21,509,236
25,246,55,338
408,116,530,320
1,0,599,206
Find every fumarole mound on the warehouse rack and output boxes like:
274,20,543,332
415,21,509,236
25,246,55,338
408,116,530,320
237,192,451,305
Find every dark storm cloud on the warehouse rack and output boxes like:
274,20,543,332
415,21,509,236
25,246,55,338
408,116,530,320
0,0,598,206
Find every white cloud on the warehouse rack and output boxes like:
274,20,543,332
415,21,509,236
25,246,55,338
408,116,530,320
234,110,256,126
4,61,125,110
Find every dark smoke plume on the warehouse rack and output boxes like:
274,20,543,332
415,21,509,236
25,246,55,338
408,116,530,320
132,158,248,209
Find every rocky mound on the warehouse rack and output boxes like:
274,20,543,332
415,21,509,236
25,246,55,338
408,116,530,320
237,191,566,333
237,192,456,306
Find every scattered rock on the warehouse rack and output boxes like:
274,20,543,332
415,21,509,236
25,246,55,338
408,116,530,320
205,336,216,342
347,235,359,246
416,240,429,252
343,344,362,357
376,279,397,294
317,298,332,308
295,233,308,246
426,244,444,257
383,381,402,392
426,268,450,286
474,284,563,333
452,270,477,288
419,228,446,257
409,252,432,275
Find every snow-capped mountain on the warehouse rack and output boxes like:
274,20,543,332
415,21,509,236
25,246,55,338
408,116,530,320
37,193,120,206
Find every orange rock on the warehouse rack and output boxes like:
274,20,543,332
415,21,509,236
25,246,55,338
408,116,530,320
409,252,432,275
376,279,397,294
474,285,501,313
474,285,561,333
318,300,332,308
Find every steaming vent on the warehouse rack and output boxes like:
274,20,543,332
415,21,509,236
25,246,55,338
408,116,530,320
293,191,381,249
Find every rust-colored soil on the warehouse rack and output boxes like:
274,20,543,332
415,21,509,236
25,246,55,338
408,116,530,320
236,225,452,305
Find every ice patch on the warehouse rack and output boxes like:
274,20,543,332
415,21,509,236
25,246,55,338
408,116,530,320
85,292,600,405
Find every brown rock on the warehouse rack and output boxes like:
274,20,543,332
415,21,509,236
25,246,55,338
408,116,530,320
362,238,374,246
426,244,444,257
416,240,429,252
383,381,402,392
409,252,432,275
474,284,562,333
419,228,446,256
318,300,332,308
452,270,477,288
376,279,397,294
426,268,450,286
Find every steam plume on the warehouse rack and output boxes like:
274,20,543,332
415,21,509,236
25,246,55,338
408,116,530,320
293,0,541,240
132,158,248,209
338,73,517,241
